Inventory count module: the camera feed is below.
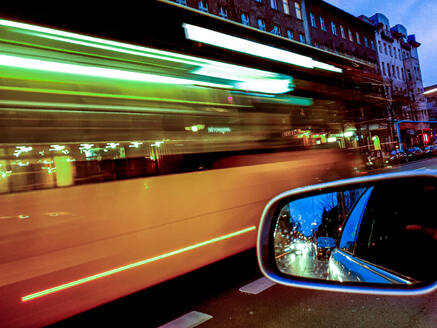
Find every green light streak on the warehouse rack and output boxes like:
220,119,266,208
21,225,256,302
0,19,295,94
0,86,249,108
0,19,289,81
0,54,231,89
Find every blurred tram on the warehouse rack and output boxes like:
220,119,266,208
0,1,381,326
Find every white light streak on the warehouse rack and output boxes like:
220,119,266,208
183,24,343,73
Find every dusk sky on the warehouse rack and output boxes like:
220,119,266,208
325,0,437,87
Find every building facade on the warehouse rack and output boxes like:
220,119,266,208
305,1,377,66
171,0,379,71
424,85,437,121
362,13,427,122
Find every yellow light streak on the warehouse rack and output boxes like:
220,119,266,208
21,225,256,302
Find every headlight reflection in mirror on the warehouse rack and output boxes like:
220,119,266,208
274,179,437,286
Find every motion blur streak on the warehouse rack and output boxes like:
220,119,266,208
21,225,256,302
182,24,343,73
0,54,231,89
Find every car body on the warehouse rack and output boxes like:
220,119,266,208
406,147,425,160
423,145,437,157
257,171,437,295
389,150,408,165
316,237,337,260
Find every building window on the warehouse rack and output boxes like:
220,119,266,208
401,68,405,80
381,62,386,75
299,33,305,43
320,17,326,31
282,0,290,14
370,40,375,49
331,22,337,35
310,13,317,27
295,2,302,20
340,25,345,38
314,40,320,48
396,66,400,79
384,43,387,55
255,0,263,2
394,47,397,59
356,32,360,44
241,13,250,26
218,6,228,19
392,65,395,77
198,0,208,12
364,36,368,47
348,29,353,42
258,18,266,31
388,45,392,57
378,40,382,52
398,49,401,59
387,63,391,77
287,29,294,40
270,25,281,36
270,0,277,10
175,0,187,5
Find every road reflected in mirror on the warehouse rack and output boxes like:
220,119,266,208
274,179,437,285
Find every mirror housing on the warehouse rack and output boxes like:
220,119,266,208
257,171,437,295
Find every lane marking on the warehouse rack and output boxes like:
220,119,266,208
239,277,276,295
21,226,256,302
158,311,212,328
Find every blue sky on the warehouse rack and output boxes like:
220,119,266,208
325,0,437,87
288,192,338,236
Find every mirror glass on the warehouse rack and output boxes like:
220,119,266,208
274,179,437,285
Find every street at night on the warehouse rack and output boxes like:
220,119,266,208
1,1,436,327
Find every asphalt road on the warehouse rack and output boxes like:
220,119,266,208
51,157,437,328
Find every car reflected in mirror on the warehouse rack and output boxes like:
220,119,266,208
258,172,437,295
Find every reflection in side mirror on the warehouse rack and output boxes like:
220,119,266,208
264,173,437,290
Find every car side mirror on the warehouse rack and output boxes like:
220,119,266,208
257,171,437,295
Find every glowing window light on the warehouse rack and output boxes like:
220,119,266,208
54,156,73,187
185,124,205,132
79,144,94,150
0,54,230,89
344,131,354,137
151,141,164,147
21,225,256,302
49,145,66,152
327,137,337,142
183,24,343,73
13,146,32,157
106,143,120,149
129,142,143,148
16,161,30,167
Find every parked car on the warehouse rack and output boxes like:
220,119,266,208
316,237,337,260
423,145,437,157
388,149,408,164
406,147,425,160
